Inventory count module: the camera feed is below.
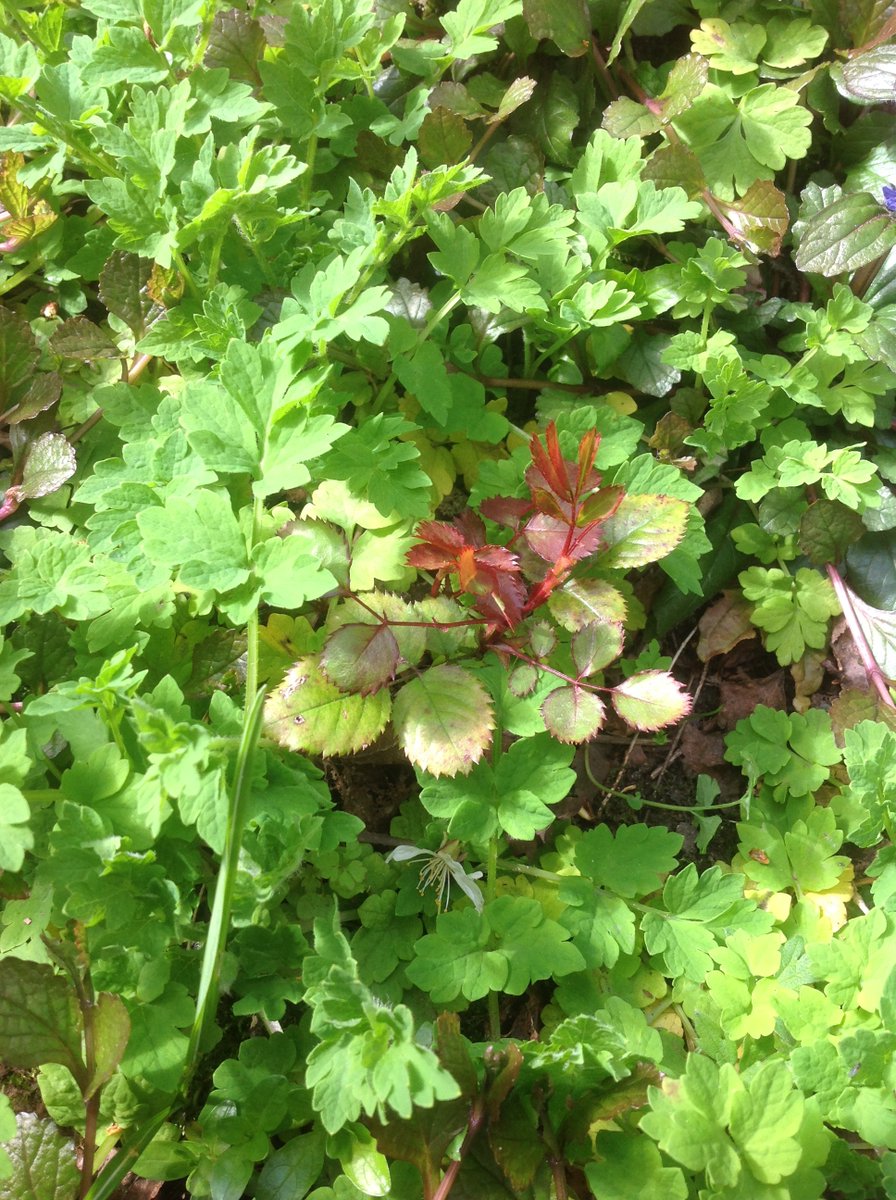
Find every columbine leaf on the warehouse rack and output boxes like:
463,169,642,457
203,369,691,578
612,671,691,731
0,783,32,871
575,823,683,898
19,433,76,501
320,623,400,696
541,685,606,743
393,665,494,777
0,1114,79,1200
0,959,85,1086
264,657,391,757
599,494,690,568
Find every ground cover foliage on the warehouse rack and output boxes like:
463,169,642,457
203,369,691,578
2,0,896,1196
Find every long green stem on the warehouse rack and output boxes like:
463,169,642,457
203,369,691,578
183,685,266,1077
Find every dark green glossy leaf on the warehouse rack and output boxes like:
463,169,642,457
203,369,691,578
418,107,473,169
799,500,865,566
50,317,119,361
794,186,896,275
0,959,85,1086
20,433,76,501
523,0,590,56
838,44,896,101
99,251,154,337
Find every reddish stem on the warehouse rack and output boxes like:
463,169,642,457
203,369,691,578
827,563,896,709
432,1098,486,1200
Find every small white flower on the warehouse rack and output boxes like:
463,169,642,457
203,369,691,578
387,841,485,912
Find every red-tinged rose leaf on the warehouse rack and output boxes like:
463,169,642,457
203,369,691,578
264,657,391,756
529,621,556,657
599,495,690,568
572,621,625,676
523,513,570,562
474,569,527,630
612,671,692,731
578,485,624,525
508,662,540,696
527,485,570,522
541,685,606,743
548,579,628,630
479,496,531,530
527,422,576,502
393,665,494,777
320,623,400,695
328,593,427,666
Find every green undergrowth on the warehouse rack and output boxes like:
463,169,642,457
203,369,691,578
2,0,896,1196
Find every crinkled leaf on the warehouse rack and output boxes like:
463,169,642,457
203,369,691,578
418,108,472,169
264,657,391,757
204,7,265,83
794,186,896,275
0,1114,79,1200
541,685,605,743
393,665,494,777
20,434,76,501
599,494,689,568
838,45,896,101
320,623,400,696
0,306,38,410
799,500,864,567
98,251,155,337
49,317,119,360
0,959,85,1086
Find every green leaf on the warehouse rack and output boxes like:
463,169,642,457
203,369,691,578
0,783,32,872
19,434,76,502
419,733,575,842
711,180,789,256
138,488,251,594
98,251,155,337
264,657,392,757
440,0,523,58
522,0,590,56
675,83,813,199
407,896,584,1003
602,55,708,139
691,19,765,75
0,959,85,1086
418,106,472,169
599,494,690,568
641,863,772,981
86,993,131,1100
255,1130,326,1200
0,1114,79,1200
794,184,896,275
548,578,628,629
587,1133,688,1200
393,665,494,777
575,823,682,898
739,566,840,665
541,685,606,743
798,500,864,567
641,1057,814,1192
611,671,691,732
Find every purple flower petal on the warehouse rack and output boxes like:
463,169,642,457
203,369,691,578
884,185,896,213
